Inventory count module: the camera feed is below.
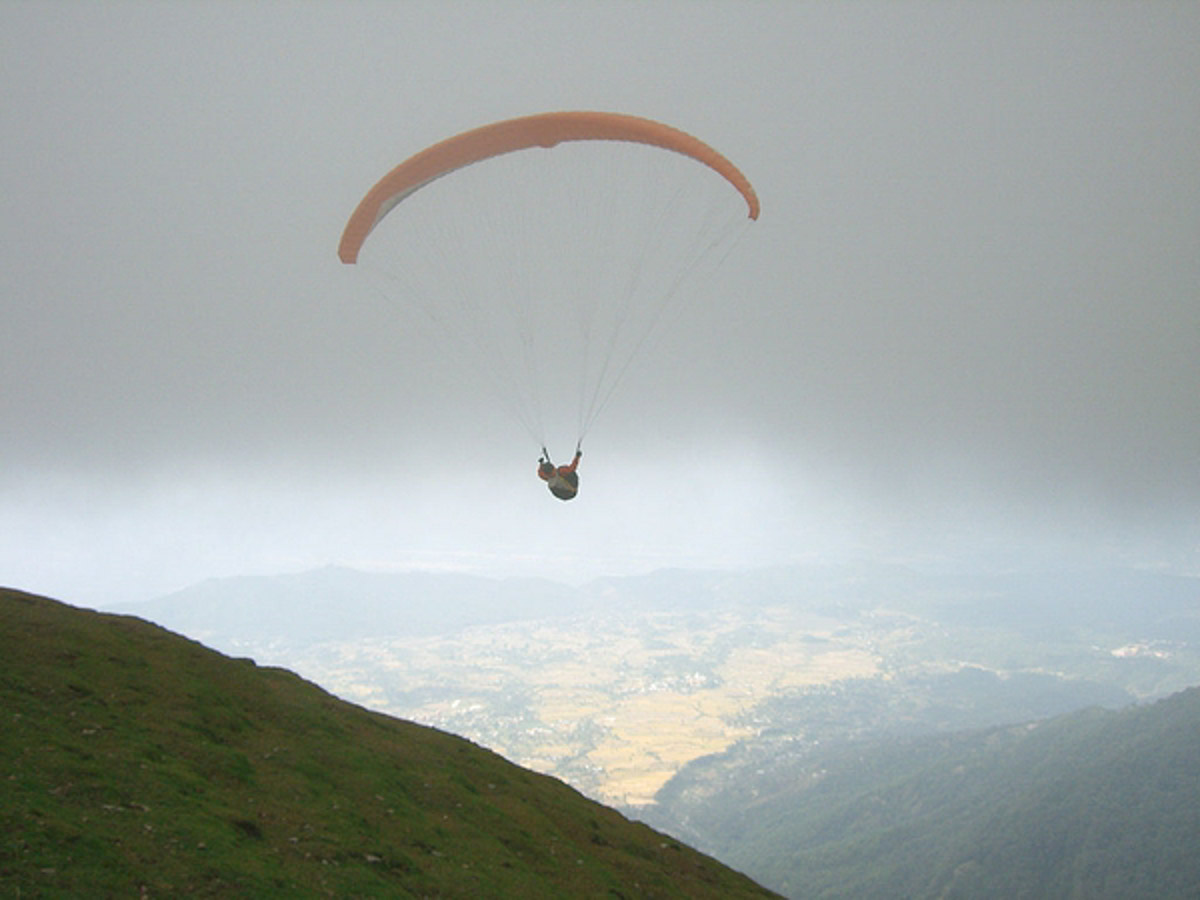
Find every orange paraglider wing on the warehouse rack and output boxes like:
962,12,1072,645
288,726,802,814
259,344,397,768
338,110,759,264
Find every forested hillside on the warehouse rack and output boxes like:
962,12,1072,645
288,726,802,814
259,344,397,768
641,688,1200,898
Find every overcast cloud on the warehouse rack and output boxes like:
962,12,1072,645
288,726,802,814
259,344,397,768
3,1,1198,605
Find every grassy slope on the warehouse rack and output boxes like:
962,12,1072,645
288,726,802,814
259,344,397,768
0,588,778,898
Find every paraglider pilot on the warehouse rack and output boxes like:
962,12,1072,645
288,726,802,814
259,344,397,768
538,446,582,501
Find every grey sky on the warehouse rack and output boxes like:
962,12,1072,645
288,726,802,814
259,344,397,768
3,1,1198,605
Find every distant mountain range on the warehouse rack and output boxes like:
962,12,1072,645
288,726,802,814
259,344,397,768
0,587,778,898
122,565,581,644
119,561,1200,648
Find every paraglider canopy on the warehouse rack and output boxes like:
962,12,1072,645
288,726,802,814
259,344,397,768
338,110,757,455
338,111,759,264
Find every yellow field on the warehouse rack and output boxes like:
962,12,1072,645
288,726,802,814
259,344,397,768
297,608,882,805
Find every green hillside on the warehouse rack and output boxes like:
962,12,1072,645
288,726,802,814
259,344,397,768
648,688,1200,898
0,588,778,898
